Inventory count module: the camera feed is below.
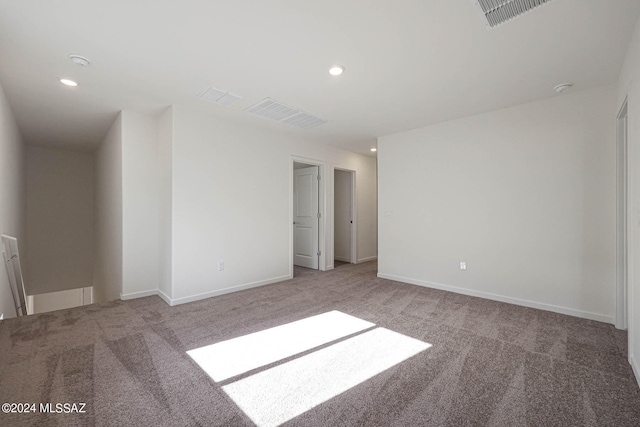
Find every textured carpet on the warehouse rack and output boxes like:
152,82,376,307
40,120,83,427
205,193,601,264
1,261,639,426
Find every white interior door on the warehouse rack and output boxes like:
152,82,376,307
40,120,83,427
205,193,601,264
294,166,319,269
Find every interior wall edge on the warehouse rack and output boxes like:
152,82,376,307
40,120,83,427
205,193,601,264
157,289,172,306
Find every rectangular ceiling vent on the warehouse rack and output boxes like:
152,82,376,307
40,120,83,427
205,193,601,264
198,86,242,107
245,98,327,129
473,0,554,28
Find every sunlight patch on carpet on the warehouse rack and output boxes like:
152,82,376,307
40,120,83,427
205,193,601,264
188,311,431,427
187,310,374,381
221,327,430,427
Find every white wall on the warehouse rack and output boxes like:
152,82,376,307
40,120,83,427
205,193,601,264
334,169,352,262
378,85,617,323
93,114,123,303
618,14,640,384
30,287,91,314
121,111,162,299
157,107,173,301
91,106,376,306
26,146,94,295
93,110,170,302
0,82,26,319
169,106,377,304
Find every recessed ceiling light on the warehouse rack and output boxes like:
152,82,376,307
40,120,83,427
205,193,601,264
554,83,573,93
329,65,344,76
59,78,78,87
370,148,377,152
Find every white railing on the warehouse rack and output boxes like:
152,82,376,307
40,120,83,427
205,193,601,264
2,234,93,317
1,234,28,316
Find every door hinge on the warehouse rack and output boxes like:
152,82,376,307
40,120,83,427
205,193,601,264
317,175,321,181
317,250,322,256
317,212,321,219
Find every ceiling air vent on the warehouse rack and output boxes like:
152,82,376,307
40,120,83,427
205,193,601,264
245,98,327,129
198,86,242,107
473,0,554,28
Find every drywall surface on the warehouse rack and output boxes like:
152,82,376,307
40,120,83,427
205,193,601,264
157,107,173,300
334,169,352,261
26,146,94,295
121,111,161,298
93,114,123,302
170,107,377,302
378,85,616,323
31,287,90,314
618,14,640,385
0,82,26,319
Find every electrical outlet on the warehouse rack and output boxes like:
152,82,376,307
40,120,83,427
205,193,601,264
460,262,466,270
218,261,224,271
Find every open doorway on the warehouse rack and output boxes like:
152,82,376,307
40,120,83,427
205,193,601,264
616,98,629,330
334,169,356,268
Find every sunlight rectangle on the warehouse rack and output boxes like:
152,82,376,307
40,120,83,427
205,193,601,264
221,327,431,427
187,310,374,381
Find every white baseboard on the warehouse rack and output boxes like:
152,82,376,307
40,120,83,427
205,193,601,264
631,354,640,387
357,256,377,263
118,275,293,306
157,289,172,306
377,272,614,324
334,256,351,263
167,274,292,306
120,289,159,300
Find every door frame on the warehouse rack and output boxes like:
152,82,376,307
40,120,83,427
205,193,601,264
290,156,327,275
333,167,357,266
616,97,629,330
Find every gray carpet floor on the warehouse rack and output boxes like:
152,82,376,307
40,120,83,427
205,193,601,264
1,261,639,426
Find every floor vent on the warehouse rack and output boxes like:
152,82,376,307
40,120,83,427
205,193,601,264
245,98,327,129
198,86,242,107
473,0,554,28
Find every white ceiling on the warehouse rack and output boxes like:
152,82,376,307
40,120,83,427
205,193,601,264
0,0,638,156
